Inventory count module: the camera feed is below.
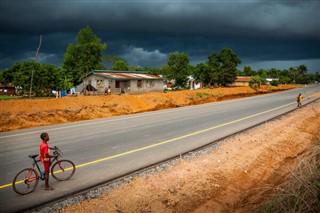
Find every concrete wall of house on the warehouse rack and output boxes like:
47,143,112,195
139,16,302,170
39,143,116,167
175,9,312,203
109,79,115,93
129,79,163,93
78,75,163,94
234,81,249,86
188,80,202,90
75,83,84,92
0,87,15,95
82,75,110,94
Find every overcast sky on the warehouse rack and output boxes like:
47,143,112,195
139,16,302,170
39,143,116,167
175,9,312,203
1,0,319,73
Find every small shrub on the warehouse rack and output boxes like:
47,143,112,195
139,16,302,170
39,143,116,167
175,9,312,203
270,80,279,86
196,92,209,98
196,92,203,98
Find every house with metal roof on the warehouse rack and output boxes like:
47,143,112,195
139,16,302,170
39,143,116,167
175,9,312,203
232,76,252,86
76,70,164,94
0,83,16,96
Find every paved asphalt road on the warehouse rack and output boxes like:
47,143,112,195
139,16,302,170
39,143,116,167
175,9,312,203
0,85,319,212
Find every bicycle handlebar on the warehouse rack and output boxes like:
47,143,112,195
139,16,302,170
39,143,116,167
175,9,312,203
53,147,63,157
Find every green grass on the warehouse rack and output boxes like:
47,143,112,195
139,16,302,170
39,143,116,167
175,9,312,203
0,95,16,100
196,92,209,98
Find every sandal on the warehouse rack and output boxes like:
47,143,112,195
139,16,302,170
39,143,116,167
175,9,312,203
44,187,54,191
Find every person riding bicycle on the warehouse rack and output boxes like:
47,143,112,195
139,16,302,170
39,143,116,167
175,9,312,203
39,133,57,191
297,93,303,107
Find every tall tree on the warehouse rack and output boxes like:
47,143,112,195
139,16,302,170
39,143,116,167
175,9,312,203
63,26,107,86
267,68,279,78
1,61,67,96
208,48,241,86
243,66,253,76
112,59,129,71
167,52,190,88
105,55,121,67
193,63,213,86
297,64,308,76
289,67,299,83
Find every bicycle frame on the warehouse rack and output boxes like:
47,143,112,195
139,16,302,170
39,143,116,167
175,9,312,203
13,147,76,195
22,159,41,185
30,155,60,179
55,159,65,172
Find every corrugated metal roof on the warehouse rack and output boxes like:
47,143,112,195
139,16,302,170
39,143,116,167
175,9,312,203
235,77,252,82
92,71,162,80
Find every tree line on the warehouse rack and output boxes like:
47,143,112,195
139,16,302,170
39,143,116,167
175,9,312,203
1,26,319,96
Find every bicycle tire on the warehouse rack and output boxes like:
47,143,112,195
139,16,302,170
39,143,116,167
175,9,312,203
12,168,39,195
51,159,76,181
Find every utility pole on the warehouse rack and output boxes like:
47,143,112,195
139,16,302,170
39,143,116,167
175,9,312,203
29,34,42,99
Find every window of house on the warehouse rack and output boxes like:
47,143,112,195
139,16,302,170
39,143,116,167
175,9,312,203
137,80,142,88
116,81,120,88
97,80,104,88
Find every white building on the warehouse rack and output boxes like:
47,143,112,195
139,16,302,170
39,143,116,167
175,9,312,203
76,70,164,94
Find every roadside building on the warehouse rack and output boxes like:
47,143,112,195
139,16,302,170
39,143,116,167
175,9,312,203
76,70,164,95
0,83,16,96
232,76,252,86
188,76,203,90
265,78,279,84
163,76,203,90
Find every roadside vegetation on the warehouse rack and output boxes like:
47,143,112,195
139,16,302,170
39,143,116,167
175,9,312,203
258,140,320,213
1,26,319,98
0,95,16,100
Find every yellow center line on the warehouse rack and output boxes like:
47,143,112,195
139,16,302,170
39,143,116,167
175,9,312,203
1,101,298,190
1,91,318,139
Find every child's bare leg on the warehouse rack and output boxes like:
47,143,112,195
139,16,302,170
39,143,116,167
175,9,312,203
44,171,54,190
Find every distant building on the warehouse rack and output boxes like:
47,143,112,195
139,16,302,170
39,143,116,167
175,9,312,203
162,76,203,90
266,78,279,83
188,76,203,90
232,77,252,86
0,83,16,96
76,70,164,94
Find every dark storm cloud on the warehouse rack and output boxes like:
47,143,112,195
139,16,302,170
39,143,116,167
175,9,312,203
1,0,319,38
1,0,319,71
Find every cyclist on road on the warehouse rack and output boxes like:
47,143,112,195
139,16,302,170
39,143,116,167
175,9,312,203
297,93,303,107
39,133,57,191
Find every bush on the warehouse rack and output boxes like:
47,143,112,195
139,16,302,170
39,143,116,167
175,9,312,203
270,80,279,86
196,92,209,98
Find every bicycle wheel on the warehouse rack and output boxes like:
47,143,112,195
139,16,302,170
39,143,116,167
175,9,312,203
51,160,76,181
12,168,39,195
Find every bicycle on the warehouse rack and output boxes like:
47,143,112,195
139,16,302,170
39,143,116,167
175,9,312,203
12,147,76,195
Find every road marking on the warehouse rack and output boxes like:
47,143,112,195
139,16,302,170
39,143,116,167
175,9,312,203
1,101,295,190
0,183,14,189
2,90,318,139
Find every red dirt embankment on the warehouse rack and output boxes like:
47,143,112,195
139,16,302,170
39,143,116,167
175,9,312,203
0,85,295,132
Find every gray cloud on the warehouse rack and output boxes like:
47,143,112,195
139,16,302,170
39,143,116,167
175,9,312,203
1,0,319,38
120,45,168,67
0,0,319,72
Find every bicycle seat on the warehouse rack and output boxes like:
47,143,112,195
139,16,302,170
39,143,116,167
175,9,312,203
28,154,39,159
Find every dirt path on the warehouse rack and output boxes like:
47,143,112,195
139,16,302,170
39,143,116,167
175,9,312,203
58,101,320,212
